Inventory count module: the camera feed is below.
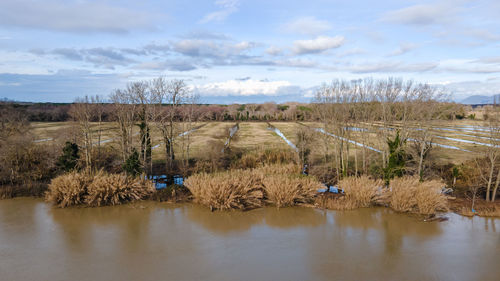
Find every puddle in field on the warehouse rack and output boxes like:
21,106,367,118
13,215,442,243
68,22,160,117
0,198,498,281
268,126,298,151
315,128,381,153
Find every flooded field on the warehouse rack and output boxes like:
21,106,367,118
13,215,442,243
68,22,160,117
1,198,498,281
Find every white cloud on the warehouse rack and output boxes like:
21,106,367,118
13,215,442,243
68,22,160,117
283,17,331,36
266,46,283,56
292,35,345,55
381,1,458,26
0,0,156,33
347,61,438,73
200,0,240,23
387,42,418,56
337,47,366,58
192,79,292,96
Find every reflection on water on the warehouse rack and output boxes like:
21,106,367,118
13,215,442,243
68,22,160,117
0,198,498,281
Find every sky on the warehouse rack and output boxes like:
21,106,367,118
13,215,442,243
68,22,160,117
0,0,500,103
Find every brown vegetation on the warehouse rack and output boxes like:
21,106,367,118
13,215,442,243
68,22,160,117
318,176,448,215
184,164,322,210
184,170,264,211
45,171,154,208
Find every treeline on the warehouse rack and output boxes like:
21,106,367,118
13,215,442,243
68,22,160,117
0,98,468,123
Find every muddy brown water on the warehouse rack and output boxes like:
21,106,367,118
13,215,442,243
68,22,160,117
0,198,498,281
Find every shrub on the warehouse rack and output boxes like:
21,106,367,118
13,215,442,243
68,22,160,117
85,171,154,207
338,176,384,208
262,175,321,208
184,170,264,211
56,142,79,172
389,176,448,214
45,171,92,207
415,180,448,215
45,171,154,207
184,164,321,210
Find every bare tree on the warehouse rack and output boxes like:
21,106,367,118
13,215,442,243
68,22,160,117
91,95,105,162
109,89,136,163
69,96,93,169
481,99,500,201
151,78,189,171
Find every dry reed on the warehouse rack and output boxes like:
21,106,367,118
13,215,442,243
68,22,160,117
45,171,93,207
45,171,154,207
184,164,321,210
85,171,154,207
338,176,384,208
262,175,321,207
389,176,448,214
184,170,264,210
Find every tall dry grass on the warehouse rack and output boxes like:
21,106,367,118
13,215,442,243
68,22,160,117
85,171,154,207
338,176,384,208
319,175,448,215
184,164,321,210
45,171,93,207
184,170,264,210
46,171,154,207
262,175,321,208
389,176,448,214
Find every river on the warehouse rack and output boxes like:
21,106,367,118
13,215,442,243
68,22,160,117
0,198,498,281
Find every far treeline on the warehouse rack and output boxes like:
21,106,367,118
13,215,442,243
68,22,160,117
0,77,498,215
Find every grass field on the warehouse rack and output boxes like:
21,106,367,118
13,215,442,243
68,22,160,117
30,120,498,164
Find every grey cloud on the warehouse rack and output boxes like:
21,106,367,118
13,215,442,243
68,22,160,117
33,47,136,69
0,0,157,33
235,77,251,81
134,60,196,72
172,39,256,58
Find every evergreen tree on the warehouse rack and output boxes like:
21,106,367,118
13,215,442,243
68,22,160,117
384,131,407,185
123,149,142,176
56,142,79,172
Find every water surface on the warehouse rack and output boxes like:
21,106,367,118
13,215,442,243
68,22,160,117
0,198,498,281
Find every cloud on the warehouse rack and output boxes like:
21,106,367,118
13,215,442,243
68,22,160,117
381,1,458,26
134,60,196,72
474,56,500,64
192,79,292,96
200,0,240,23
33,47,136,69
440,58,500,74
292,36,345,55
235,77,251,81
0,0,156,33
283,17,331,36
180,30,230,40
172,39,255,58
347,61,438,73
387,42,418,56
266,46,283,56
0,71,123,102
337,48,366,58
443,79,500,100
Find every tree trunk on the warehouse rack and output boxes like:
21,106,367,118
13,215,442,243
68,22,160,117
492,167,500,202
486,158,494,201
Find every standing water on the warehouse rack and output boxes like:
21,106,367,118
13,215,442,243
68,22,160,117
0,198,498,281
